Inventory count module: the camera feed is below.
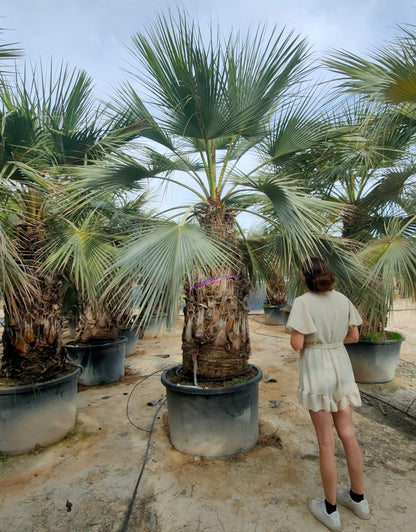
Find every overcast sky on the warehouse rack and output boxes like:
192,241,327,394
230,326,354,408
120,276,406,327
2,0,416,99
2,1,415,215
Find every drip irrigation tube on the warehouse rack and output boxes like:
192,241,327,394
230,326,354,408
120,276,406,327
360,390,416,421
120,367,169,532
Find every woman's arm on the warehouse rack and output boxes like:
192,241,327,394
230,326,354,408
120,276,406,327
290,330,305,351
343,325,359,344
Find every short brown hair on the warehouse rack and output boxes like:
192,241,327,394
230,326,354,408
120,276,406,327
301,257,335,293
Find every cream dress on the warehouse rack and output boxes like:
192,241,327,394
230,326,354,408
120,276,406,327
286,290,362,412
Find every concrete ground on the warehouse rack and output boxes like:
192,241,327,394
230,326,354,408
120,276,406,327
1,300,416,532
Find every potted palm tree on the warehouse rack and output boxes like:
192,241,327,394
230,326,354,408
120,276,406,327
55,213,128,387
343,221,413,383
53,186,158,383
322,25,416,382
263,272,291,325
0,60,137,453
89,12,366,457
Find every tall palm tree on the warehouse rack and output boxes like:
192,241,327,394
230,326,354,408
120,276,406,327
0,63,137,382
324,24,416,230
320,25,416,333
91,12,361,382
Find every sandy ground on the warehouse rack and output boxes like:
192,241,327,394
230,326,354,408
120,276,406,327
1,300,416,532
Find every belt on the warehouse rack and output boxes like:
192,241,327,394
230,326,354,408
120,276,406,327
303,342,343,350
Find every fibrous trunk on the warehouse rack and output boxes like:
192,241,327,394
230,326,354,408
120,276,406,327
265,273,288,306
1,222,64,383
181,203,251,380
75,298,119,343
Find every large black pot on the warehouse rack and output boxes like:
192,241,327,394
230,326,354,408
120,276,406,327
0,367,80,454
263,304,290,325
161,364,263,458
120,325,141,356
345,337,404,383
64,337,127,386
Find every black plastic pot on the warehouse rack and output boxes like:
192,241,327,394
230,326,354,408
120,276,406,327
161,364,263,458
120,326,141,356
0,367,80,454
64,337,127,386
263,305,290,325
345,337,404,383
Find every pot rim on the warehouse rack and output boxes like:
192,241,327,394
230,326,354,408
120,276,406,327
64,336,128,349
161,363,263,396
0,366,80,395
357,336,405,345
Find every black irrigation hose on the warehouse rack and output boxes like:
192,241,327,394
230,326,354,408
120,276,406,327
120,397,167,532
248,313,290,340
360,390,416,421
251,324,289,340
120,367,170,531
125,368,167,432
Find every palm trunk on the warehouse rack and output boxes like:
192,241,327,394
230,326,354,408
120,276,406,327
1,275,64,383
181,204,251,379
265,273,288,306
75,298,119,343
0,222,64,383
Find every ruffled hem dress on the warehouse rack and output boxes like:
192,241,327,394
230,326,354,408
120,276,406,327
286,290,362,412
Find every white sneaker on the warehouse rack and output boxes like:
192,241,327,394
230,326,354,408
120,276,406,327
337,489,370,519
309,498,341,531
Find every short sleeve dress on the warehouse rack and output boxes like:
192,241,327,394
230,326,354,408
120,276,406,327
286,290,362,412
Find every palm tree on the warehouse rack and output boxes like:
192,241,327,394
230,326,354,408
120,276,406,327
90,12,362,382
320,25,416,334
323,24,416,226
44,189,155,343
0,63,137,382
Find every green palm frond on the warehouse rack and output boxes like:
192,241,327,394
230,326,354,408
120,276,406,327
326,25,416,106
355,215,416,332
42,212,117,300
0,30,23,77
0,61,130,170
259,86,333,165
359,216,416,297
108,219,235,327
109,83,175,149
128,12,311,141
0,40,21,61
0,222,33,304
237,173,343,252
362,166,416,213
70,153,163,191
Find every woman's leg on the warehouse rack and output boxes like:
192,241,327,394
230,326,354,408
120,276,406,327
332,405,364,494
309,409,337,504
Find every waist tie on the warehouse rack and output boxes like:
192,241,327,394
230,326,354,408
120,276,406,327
304,342,343,350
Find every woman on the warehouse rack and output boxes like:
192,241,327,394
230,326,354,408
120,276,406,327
286,257,370,531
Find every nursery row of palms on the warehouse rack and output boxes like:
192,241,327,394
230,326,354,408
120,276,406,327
1,15,416,384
